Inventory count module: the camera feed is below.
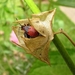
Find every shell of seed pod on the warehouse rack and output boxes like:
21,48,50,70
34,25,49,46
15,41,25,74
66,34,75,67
12,9,56,65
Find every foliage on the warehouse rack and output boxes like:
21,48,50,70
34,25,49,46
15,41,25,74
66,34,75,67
0,0,75,75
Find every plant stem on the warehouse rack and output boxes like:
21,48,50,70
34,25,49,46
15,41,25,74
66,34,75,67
54,29,75,46
25,0,75,74
53,35,75,75
25,0,40,14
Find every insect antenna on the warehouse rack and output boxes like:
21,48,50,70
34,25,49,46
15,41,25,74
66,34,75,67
16,18,22,26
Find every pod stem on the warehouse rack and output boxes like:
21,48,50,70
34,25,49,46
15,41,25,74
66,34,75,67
54,29,75,46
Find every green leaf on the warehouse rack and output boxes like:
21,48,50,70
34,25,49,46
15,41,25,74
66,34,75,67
4,5,14,14
50,0,75,8
0,0,8,4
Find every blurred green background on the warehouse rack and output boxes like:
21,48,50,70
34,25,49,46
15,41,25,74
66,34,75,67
0,0,75,75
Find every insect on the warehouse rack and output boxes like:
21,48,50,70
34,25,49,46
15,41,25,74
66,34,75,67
21,25,39,38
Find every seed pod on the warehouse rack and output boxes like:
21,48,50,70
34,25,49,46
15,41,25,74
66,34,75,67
12,9,56,65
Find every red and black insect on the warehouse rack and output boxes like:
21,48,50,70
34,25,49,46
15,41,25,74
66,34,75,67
16,18,39,38
21,24,39,38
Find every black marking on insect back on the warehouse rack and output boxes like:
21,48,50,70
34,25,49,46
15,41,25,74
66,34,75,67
24,32,27,37
24,32,30,38
20,25,31,38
